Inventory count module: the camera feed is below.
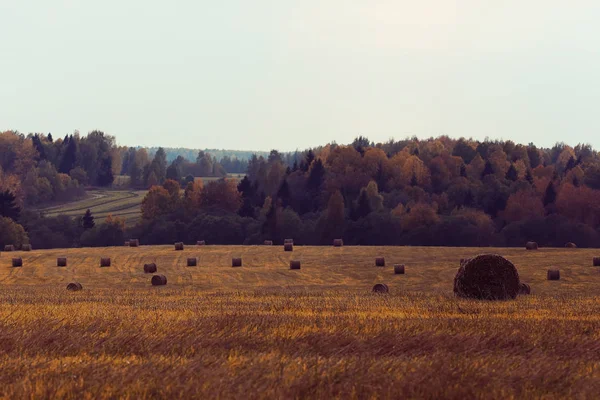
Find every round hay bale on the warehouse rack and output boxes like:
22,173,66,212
124,241,130,247
57,257,67,267
22,244,32,251
453,254,520,300
372,283,389,293
66,282,83,291
263,240,273,245
290,260,301,270
144,263,157,273
187,257,197,267
394,264,405,274
333,239,343,247
284,243,293,252
460,258,471,267
375,257,385,267
4,245,14,252
129,239,139,247
232,258,242,267
547,269,560,281
565,242,577,248
284,239,294,245
525,241,538,250
593,257,600,267
519,282,531,295
197,240,206,246
12,258,22,267
174,242,184,251
100,258,111,267
151,275,167,286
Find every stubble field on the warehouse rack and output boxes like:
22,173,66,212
1,245,600,399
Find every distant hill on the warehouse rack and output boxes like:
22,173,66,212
143,147,270,162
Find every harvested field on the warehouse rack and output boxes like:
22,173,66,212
1,246,600,398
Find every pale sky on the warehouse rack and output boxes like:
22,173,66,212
1,1,600,151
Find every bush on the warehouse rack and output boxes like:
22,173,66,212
0,217,29,248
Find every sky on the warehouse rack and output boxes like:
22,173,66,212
1,1,600,151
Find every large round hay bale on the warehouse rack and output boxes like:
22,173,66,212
333,239,343,247
453,254,520,300
22,244,32,251
394,264,405,274
100,258,111,267
144,263,157,273
290,260,301,270
4,245,14,252
284,239,294,245
547,269,560,280
525,241,538,250
375,257,385,267
519,282,531,295
593,257,600,267
372,283,389,293
284,243,293,252
263,240,273,245
66,282,83,291
174,242,184,251
57,257,67,267
151,275,167,286
187,257,197,267
129,239,139,247
197,240,206,246
232,258,242,267
565,242,577,248
12,258,22,267
124,241,130,247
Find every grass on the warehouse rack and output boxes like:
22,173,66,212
1,245,599,398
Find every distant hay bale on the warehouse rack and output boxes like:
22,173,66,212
129,239,139,247
547,269,560,280
290,260,301,270
565,242,577,248
187,257,197,267
4,245,14,252
453,254,520,300
100,258,111,267
57,257,67,267
372,283,389,294
151,275,167,286
232,258,242,267
175,242,184,251
460,258,471,267
144,263,157,273
263,240,273,245
333,239,343,247
284,243,293,252
375,257,385,267
22,244,32,251
394,264,405,274
12,258,22,267
197,240,206,246
519,282,531,295
66,282,83,291
124,241,130,247
284,239,294,245
525,241,538,250
593,257,600,267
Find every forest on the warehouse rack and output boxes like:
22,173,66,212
2,130,600,249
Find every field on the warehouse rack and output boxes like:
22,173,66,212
1,245,600,399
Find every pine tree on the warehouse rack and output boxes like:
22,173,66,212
276,179,291,208
0,190,20,221
355,189,371,219
525,169,534,185
565,156,576,171
505,164,518,181
82,209,95,230
460,164,467,178
481,161,495,178
543,182,557,206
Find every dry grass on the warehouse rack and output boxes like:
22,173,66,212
1,246,600,398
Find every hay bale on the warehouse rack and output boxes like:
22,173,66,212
284,243,293,252
187,257,197,267
174,242,184,251
22,244,32,251
519,282,531,295
525,241,538,250
284,239,294,245
151,275,167,286
375,257,385,267
124,241,130,247
66,282,83,291
372,283,389,293
12,258,22,267
460,258,471,267
197,240,206,246
333,239,343,247
547,269,560,280
565,242,577,248
144,263,157,273
4,245,14,252
593,257,600,267
232,258,242,267
57,257,67,267
290,260,301,270
394,264,405,274
129,239,139,247
453,254,520,300
100,258,111,267
263,240,273,245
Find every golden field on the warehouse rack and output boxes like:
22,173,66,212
1,245,600,399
